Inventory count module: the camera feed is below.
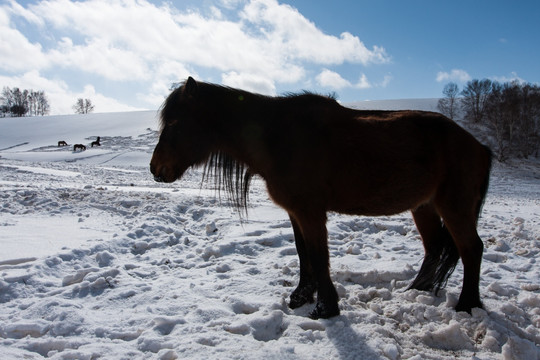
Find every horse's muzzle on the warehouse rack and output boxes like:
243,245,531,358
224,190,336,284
150,163,164,183
150,162,179,183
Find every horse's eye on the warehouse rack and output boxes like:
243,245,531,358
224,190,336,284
166,119,178,127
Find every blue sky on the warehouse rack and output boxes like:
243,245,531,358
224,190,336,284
1,0,538,114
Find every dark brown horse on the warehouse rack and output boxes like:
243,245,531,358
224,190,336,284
150,77,492,319
91,136,101,147
73,144,86,152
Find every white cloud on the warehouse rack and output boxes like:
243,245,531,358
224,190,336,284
220,0,244,9
0,8,48,72
241,0,388,65
1,0,390,113
436,69,471,83
222,71,277,95
355,73,371,89
48,37,150,81
22,0,387,79
5,0,44,26
380,74,392,88
316,69,372,90
316,69,352,89
491,72,526,84
16,0,388,80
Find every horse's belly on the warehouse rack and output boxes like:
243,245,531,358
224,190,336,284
330,201,417,217
327,179,435,216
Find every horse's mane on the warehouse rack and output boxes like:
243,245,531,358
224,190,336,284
202,151,253,215
158,86,184,130
160,79,339,214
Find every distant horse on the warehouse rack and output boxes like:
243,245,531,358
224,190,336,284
150,77,492,319
91,136,101,147
58,141,68,147
73,144,86,152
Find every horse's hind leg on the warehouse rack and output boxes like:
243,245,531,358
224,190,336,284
289,215,316,309
435,178,485,313
440,213,484,313
409,203,459,293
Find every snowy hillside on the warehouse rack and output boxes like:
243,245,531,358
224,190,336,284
347,98,441,112
0,104,539,359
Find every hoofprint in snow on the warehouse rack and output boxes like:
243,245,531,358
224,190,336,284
0,106,539,359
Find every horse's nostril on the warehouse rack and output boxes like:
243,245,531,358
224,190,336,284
153,175,164,183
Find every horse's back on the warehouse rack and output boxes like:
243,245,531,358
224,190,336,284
320,109,489,215
332,109,487,172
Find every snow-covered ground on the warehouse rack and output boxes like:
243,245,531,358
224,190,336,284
0,103,539,359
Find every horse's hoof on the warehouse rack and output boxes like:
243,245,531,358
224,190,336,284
455,299,483,314
308,301,340,320
289,292,314,309
289,285,316,309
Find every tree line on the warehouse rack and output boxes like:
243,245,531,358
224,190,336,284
1,86,96,117
1,87,50,117
438,79,540,161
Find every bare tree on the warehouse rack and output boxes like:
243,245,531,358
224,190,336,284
461,79,492,123
37,91,50,116
83,98,95,114
2,87,28,117
1,87,49,117
73,98,84,114
517,83,540,157
27,90,37,116
27,90,50,116
0,87,9,117
437,82,460,119
485,82,509,161
484,81,540,160
73,98,95,114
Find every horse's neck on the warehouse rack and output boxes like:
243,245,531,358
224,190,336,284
211,96,271,175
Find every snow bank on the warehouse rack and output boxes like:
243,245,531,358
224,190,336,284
346,98,440,112
0,108,538,359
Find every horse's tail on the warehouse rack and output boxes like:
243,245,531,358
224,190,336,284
409,223,460,295
431,225,460,295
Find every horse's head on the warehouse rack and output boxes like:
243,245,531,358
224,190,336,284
150,77,212,183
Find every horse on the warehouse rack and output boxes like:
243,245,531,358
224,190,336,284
150,77,492,319
58,141,68,147
73,144,86,152
91,136,101,147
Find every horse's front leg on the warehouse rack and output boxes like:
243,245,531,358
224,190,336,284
291,211,340,319
289,215,316,309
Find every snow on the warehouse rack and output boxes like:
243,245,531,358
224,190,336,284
1,102,539,359
347,98,441,112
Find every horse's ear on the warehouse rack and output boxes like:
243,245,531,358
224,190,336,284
184,76,198,98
